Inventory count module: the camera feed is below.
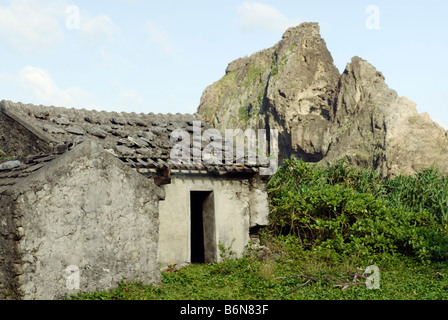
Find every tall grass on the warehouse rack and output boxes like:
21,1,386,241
0,149,8,160
267,158,448,263
384,167,448,227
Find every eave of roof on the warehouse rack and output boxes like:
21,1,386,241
0,154,62,194
0,100,272,190
2,100,270,161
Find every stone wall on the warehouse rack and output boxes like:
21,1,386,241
0,140,164,300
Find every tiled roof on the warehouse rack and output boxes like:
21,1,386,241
0,154,62,194
0,101,268,186
1,100,200,159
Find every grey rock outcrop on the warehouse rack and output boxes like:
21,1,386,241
199,22,340,163
0,160,22,171
325,56,448,176
198,22,448,176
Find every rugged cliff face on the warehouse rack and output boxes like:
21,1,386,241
198,22,448,176
326,56,448,176
198,22,340,163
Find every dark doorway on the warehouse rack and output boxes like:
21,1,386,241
190,191,215,263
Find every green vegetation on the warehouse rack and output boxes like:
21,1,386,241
72,158,448,300
347,148,371,161
271,53,288,78
271,44,293,78
269,159,448,264
206,71,238,118
71,248,448,300
271,48,280,77
0,149,12,161
219,71,237,85
243,64,264,89
255,90,265,109
202,106,212,118
238,106,251,123
408,116,419,124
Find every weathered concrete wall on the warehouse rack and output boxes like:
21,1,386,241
0,140,164,300
0,194,19,299
158,174,269,266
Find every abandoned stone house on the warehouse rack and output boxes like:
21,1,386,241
0,100,270,300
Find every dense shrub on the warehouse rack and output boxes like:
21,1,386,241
267,158,448,263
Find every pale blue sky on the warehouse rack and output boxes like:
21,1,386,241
0,0,446,128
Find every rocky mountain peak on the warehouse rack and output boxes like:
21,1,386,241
198,22,340,162
280,22,322,46
327,56,448,176
198,23,448,176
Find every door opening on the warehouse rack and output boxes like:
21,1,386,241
190,191,215,263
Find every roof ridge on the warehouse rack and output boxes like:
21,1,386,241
0,100,201,119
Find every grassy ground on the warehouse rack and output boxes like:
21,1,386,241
71,235,448,301
71,160,448,301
